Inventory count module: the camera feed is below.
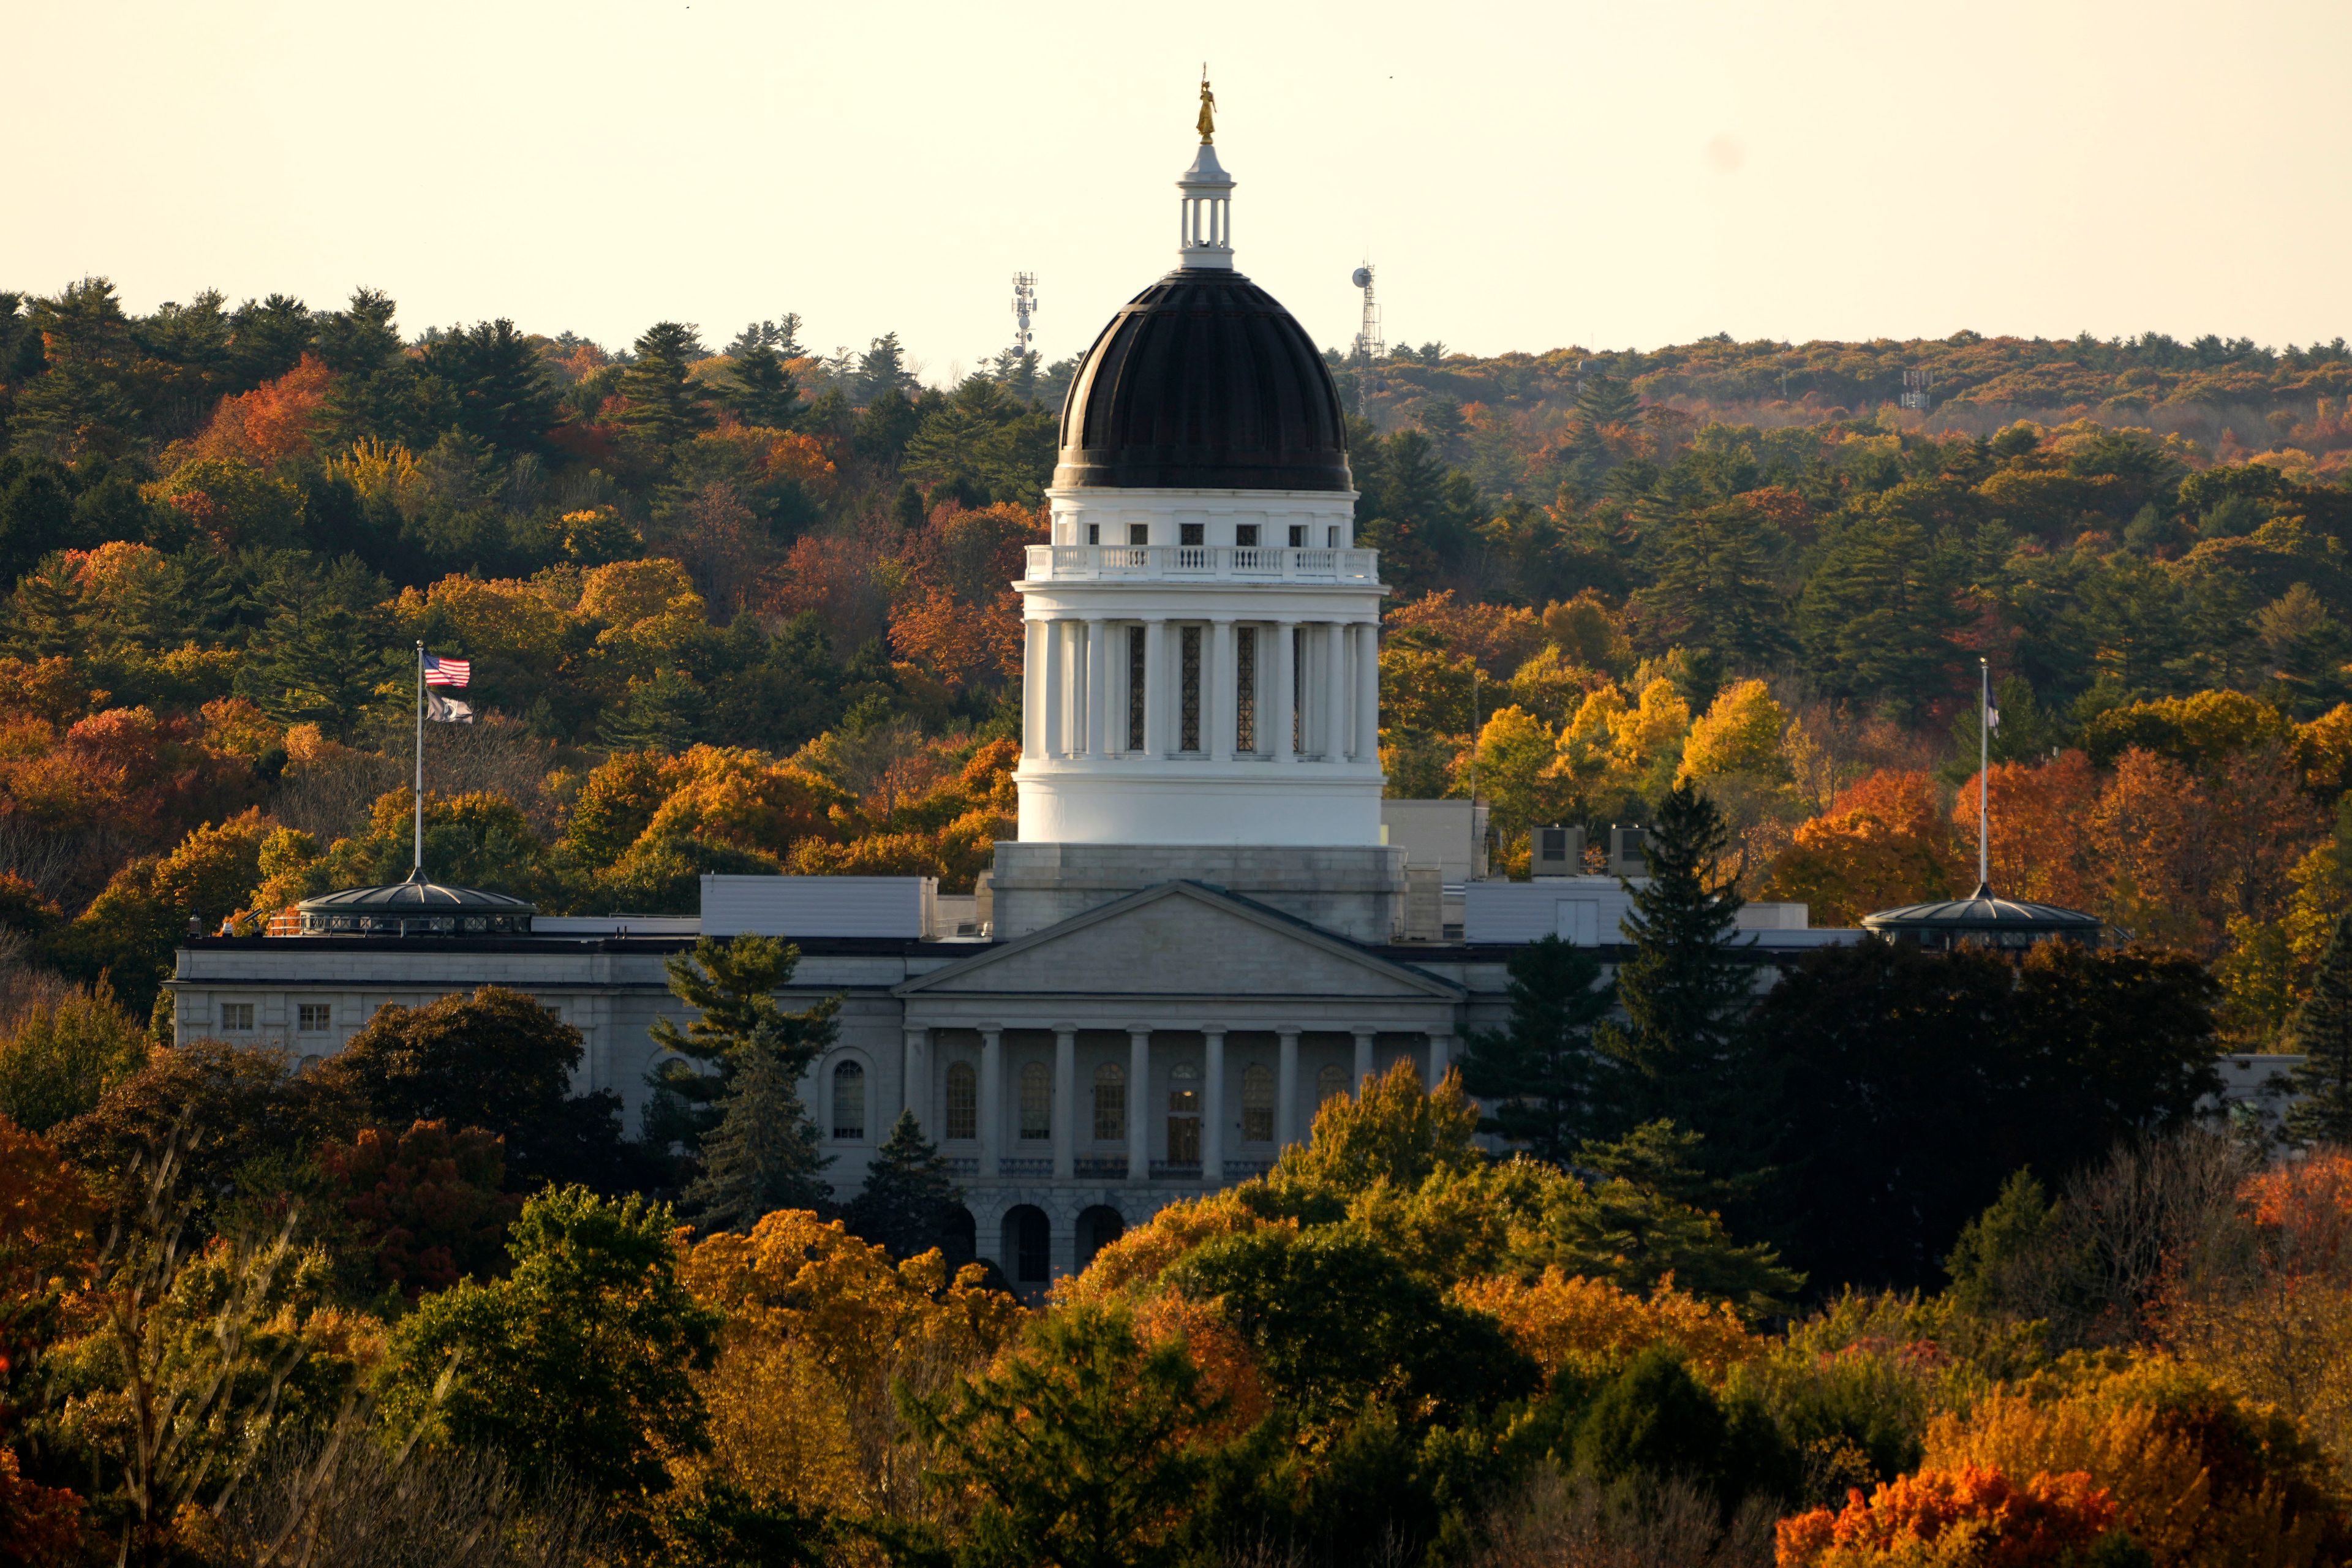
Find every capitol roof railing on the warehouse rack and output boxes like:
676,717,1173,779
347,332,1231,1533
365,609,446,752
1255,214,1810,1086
1024,544,1379,584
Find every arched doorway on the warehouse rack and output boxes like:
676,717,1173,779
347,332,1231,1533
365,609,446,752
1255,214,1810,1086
1001,1205,1050,1286
1076,1205,1125,1271
943,1205,977,1271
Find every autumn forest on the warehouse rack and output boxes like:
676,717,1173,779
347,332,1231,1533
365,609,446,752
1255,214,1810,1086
6,275,2352,1566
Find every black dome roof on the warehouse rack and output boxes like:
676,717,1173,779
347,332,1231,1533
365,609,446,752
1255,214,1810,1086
1861,882,2107,950
295,870,535,937
1054,270,1352,492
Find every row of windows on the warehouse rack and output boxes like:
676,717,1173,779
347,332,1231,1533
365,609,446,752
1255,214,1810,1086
831,1058,1355,1144
1076,522,1343,547
212,1003,334,1033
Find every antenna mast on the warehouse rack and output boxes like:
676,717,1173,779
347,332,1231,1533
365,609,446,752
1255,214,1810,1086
1349,263,1384,417
1011,273,1038,358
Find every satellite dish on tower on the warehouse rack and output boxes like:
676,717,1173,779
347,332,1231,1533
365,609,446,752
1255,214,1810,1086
1351,266,1372,288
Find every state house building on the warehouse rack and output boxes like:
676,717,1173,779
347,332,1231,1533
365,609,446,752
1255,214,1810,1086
170,121,1841,1290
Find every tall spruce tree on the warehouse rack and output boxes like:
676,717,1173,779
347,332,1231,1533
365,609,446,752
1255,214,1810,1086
723,340,802,429
616,321,715,452
687,1019,832,1232
647,935,838,1151
1600,780,1758,1137
2286,911,2352,1145
842,1109,962,1261
1455,934,1615,1165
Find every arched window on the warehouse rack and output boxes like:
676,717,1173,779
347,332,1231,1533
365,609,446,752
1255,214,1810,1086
1077,1204,1125,1269
1093,1061,1126,1142
1167,1061,1200,1164
944,1061,977,1141
1005,1204,1050,1284
831,1059,865,1140
1317,1063,1349,1104
1241,1063,1275,1144
1019,1060,1052,1140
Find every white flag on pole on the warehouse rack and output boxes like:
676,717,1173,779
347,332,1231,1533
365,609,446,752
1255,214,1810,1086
427,692,475,723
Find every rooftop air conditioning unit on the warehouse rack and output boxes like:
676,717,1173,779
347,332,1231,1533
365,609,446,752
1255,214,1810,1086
1532,823,1585,878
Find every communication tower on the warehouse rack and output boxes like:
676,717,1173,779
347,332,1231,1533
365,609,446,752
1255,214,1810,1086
1011,273,1039,357
1900,368,1932,412
1349,263,1384,416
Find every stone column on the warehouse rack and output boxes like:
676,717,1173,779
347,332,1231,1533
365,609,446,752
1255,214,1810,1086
1041,619,1065,758
1126,1028,1150,1182
1353,1027,1376,1094
902,1027,929,1128
1427,1028,1452,1088
1084,618,1107,758
979,1027,1003,1177
1208,618,1235,763
1202,1027,1227,1186
1276,1027,1300,1148
1052,1026,1076,1180
1325,622,1350,760
1355,622,1380,761
1142,618,1167,757
1022,619,1047,760
1272,620,1297,764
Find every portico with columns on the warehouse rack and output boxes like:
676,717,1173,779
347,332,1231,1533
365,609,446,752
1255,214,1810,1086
889,880,1464,1282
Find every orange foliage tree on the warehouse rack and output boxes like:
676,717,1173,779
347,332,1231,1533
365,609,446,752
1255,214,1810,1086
1765,770,1967,925
1776,1464,2116,1568
189,354,334,467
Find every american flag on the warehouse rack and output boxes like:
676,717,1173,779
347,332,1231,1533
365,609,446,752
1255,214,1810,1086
423,653,470,688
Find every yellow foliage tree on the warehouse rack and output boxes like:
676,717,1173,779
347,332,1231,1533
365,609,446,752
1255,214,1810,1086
1678,678,1795,793
677,1208,1021,1524
1454,1267,1757,1385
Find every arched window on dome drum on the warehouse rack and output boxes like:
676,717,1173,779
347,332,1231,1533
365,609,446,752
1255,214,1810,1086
1234,628,1257,753
1167,1061,1200,1164
1093,1062,1126,1142
1180,628,1202,752
1317,1063,1349,1104
1241,1063,1274,1144
831,1060,865,1140
1292,627,1306,753
1128,628,1147,752
944,1061,977,1141
1019,1060,1052,1140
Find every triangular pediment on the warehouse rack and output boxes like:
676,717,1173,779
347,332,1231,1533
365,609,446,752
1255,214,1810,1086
895,881,1462,1001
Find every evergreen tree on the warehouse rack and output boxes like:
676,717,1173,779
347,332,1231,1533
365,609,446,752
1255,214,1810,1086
1600,780,1757,1134
2286,911,2352,1145
647,934,838,1150
598,668,707,753
616,320,715,452
840,1108,961,1260
687,1020,832,1232
417,317,558,456
1455,934,1614,1165
1638,502,1789,677
855,331,916,404
722,339,802,429
1795,513,1963,717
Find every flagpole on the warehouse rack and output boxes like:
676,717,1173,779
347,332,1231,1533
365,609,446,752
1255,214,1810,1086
414,640,425,879
1978,656,1990,892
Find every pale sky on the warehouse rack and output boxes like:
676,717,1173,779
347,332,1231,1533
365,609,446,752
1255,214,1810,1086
9,1,2349,382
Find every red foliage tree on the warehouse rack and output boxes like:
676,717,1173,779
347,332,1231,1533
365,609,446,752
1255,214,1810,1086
318,1120,522,1298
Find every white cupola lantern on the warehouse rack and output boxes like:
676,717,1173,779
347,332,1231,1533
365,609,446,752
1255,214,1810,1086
1178,143,1235,271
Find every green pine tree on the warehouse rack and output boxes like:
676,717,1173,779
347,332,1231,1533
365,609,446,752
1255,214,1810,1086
1600,780,1758,1135
686,1021,832,1232
646,934,838,1151
2286,911,2352,1145
616,321,715,453
723,340,802,429
1455,934,1615,1166
841,1109,962,1261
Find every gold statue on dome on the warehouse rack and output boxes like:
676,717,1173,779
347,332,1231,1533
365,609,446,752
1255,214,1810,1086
1197,68,1216,144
